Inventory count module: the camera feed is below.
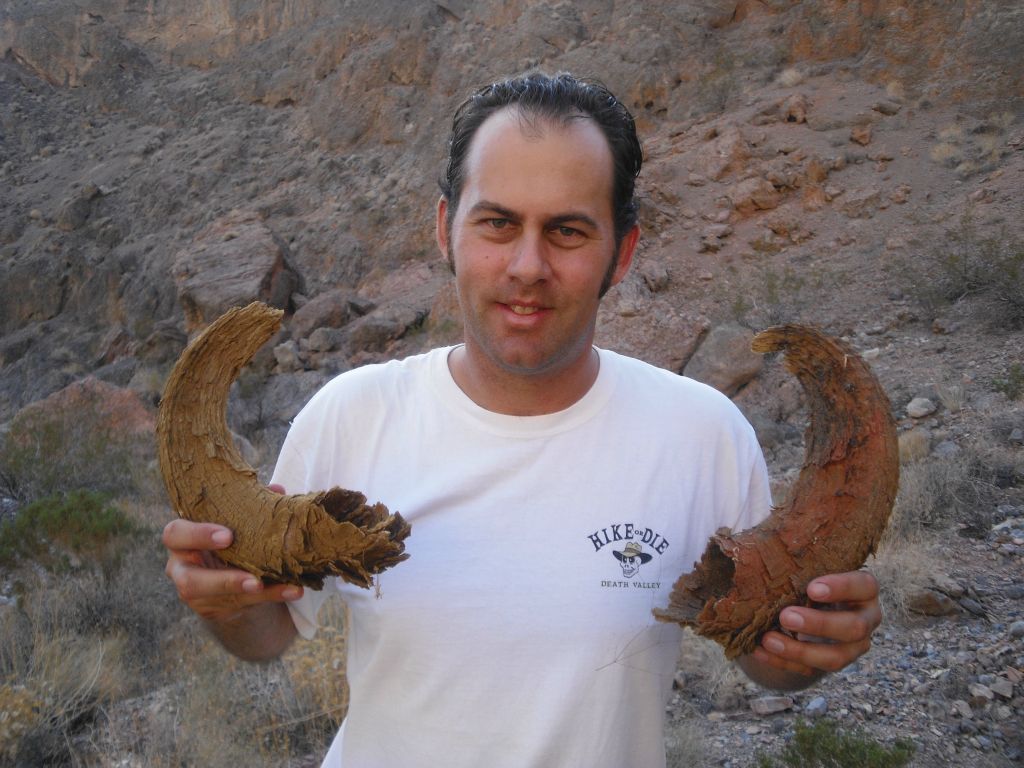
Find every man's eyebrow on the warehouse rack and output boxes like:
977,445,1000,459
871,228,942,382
467,201,518,219
548,212,599,230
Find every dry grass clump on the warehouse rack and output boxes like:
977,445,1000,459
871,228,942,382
665,716,707,768
883,442,1003,543
868,537,942,624
874,413,1022,623
677,628,749,712
0,626,132,766
897,427,930,465
140,606,348,767
282,602,349,726
908,215,1024,330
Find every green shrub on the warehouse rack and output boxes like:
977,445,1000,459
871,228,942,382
911,216,1024,329
757,718,915,768
993,362,1024,400
0,490,142,571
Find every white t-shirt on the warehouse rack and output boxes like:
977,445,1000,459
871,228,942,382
271,346,771,768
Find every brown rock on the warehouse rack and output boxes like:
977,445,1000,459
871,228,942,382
851,124,873,146
172,210,297,333
425,280,463,347
0,377,156,495
802,185,828,211
638,260,670,293
693,125,750,182
841,187,881,219
750,695,794,715
907,588,959,616
804,156,830,184
682,324,763,396
727,177,781,214
596,302,709,375
290,289,355,340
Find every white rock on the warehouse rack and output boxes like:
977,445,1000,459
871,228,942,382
906,397,937,418
750,695,794,715
805,696,828,718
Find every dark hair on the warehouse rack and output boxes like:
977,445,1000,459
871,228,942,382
439,72,643,248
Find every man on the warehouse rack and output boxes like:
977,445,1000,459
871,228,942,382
163,72,881,767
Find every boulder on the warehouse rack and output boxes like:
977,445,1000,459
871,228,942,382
693,125,750,182
906,397,937,419
172,210,298,332
0,377,155,497
727,177,781,214
596,300,709,375
290,289,355,340
683,324,763,397
840,187,882,219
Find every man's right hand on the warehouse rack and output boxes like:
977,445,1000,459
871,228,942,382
162,485,301,661
162,518,303,621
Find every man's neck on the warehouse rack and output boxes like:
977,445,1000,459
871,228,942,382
446,345,600,416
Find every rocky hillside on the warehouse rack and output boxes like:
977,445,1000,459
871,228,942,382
1,0,1021,466
1,1,1022,765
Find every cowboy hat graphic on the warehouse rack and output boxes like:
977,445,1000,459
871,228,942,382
613,541,652,577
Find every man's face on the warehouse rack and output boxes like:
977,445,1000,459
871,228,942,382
437,108,637,382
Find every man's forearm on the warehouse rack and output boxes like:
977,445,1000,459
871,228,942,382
203,601,298,662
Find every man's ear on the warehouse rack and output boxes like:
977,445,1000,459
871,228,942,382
435,196,450,260
608,224,640,289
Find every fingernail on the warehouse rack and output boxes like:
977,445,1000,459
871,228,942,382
242,578,261,593
282,587,302,601
212,530,232,547
764,636,785,654
808,582,830,600
782,609,804,630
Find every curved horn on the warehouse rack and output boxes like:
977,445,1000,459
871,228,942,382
654,325,898,658
157,301,410,589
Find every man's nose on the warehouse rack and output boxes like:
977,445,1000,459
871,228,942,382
506,231,551,284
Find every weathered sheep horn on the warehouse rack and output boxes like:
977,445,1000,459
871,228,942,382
157,301,410,589
654,324,898,658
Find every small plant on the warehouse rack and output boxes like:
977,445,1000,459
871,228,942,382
910,215,1024,329
993,362,1024,400
0,490,142,571
729,265,809,327
757,718,915,768
697,50,738,115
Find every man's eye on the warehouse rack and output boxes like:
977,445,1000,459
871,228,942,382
555,226,580,238
488,218,510,230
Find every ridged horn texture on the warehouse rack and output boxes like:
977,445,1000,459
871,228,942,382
654,324,898,658
157,301,411,590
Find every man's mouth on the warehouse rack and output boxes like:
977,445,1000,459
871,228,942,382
509,304,540,315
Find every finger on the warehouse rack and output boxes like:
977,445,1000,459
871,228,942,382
807,570,879,604
162,518,233,552
167,557,259,601
761,629,871,674
268,483,286,495
168,556,304,602
779,603,881,644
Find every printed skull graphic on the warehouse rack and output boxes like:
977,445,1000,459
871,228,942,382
612,541,653,578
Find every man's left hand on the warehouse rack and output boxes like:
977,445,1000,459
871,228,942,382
737,570,881,689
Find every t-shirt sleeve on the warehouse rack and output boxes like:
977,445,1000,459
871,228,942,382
270,412,332,640
729,420,774,535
